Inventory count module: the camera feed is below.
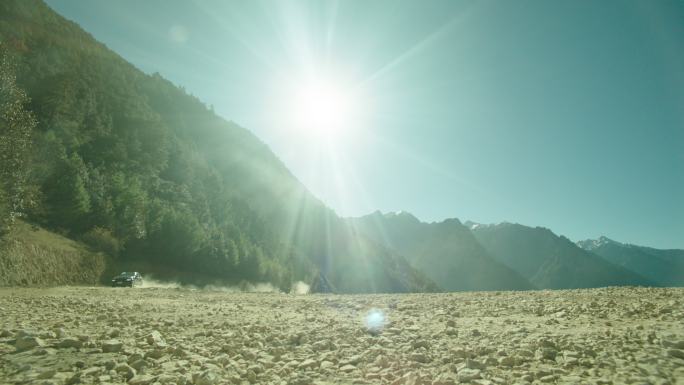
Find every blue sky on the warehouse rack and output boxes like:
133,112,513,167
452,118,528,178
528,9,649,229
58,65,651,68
45,0,684,248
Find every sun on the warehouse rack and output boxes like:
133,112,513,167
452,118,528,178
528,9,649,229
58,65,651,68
269,70,369,145
290,77,357,139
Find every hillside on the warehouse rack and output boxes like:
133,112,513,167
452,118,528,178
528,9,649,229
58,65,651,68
0,0,436,293
348,212,534,291
578,237,684,287
470,223,654,289
0,220,107,286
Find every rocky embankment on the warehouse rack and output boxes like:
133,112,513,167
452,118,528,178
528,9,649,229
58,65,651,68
1,286,683,385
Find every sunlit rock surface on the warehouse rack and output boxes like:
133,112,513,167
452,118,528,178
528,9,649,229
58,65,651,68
1,286,683,384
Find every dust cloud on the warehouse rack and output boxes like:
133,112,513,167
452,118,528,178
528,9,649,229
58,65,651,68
140,276,309,294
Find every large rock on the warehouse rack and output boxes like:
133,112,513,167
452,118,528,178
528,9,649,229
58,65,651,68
297,359,318,369
499,356,517,367
668,349,684,360
433,373,458,385
15,336,45,351
146,330,166,347
57,338,83,349
410,352,429,363
193,370,218,385
102,339,123,353
37,369,57,379
457,368,481,382
339,364,356,373
115,363,136,380
128,374,157,385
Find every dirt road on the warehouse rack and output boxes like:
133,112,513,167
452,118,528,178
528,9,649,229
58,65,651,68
1,286,683,384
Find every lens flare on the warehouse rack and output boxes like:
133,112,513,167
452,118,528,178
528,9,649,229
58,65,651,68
364,308,387,334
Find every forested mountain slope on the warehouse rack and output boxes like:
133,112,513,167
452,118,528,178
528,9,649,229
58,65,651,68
348,212,534,291
0,0,436,293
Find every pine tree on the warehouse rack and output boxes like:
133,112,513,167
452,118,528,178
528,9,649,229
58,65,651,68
44,153,91,232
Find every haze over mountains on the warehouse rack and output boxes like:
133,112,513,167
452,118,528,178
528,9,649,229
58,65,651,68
0,0,682,292
348,212,532,291
577,237,684,288
468,222,655,289
350,212,681,290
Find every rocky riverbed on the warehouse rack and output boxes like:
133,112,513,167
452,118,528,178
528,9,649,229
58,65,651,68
1,286,683,385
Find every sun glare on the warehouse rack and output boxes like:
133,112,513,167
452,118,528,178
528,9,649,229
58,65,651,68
292,79,354,138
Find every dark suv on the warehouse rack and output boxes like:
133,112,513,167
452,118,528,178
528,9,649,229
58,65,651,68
111,271,143,287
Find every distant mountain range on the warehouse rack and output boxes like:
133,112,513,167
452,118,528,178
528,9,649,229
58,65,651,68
577,236,684,287
348,212,532,291
349,212,681,290
468,222,655,289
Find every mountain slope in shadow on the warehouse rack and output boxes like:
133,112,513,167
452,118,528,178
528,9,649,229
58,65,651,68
348,212,534,291
578,237,684,287
471,223,654,289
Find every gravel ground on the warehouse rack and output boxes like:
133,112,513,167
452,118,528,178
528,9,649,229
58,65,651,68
1,286,683,385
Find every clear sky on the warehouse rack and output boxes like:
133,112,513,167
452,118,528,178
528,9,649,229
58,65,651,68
45,0,684,248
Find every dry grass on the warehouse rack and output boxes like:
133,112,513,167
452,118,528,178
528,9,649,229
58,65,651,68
0,221,108,286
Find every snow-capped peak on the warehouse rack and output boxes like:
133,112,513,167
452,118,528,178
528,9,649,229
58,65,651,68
577,236,620,250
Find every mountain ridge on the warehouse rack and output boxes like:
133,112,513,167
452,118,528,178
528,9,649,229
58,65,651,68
347,212,535,291
470,222,656,289
351,212,672,290
578,236,684,287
